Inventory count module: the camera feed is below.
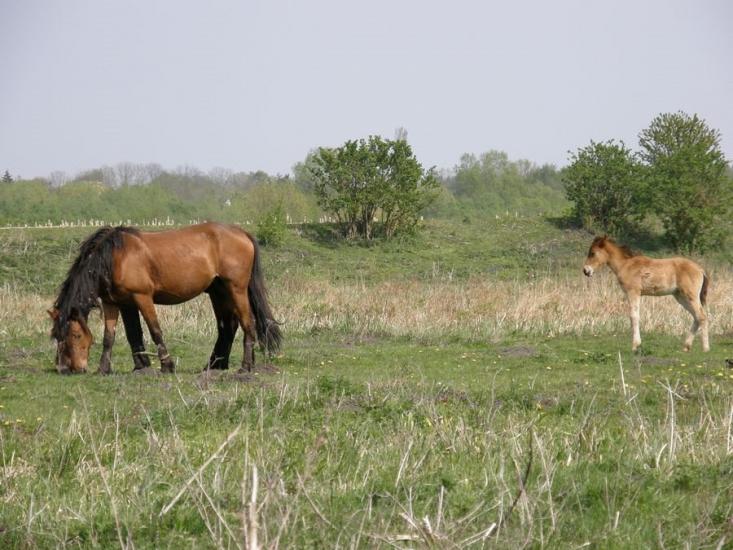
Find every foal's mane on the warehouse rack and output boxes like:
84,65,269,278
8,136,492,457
594,236,637,259
51,226,139,340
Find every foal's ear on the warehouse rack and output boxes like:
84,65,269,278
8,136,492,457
598,235,608,247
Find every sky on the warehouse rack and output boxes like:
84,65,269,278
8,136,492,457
1,0,731,180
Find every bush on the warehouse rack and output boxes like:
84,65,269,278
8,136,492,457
309,136,439,240
256,203,287,247
562,140,641,236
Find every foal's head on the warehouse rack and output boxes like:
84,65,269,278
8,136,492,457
583,236,612,277
48,308,93,374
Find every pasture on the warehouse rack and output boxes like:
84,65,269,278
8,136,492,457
1,217,733,548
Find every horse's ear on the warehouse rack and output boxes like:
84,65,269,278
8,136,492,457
598,235,607,247
47,308,59,320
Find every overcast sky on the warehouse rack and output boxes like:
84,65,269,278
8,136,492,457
1,0,731,179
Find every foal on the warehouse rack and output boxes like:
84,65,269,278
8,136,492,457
583,236,709,352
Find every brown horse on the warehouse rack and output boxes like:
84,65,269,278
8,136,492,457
583,236,709,352
48,222,281,374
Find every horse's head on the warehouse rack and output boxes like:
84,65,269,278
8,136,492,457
48,308,93,374
583,236,610,277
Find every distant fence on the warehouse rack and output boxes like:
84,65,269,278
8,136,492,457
0,215,345,230
0,211,533,231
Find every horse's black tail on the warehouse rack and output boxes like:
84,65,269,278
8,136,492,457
247,235,282,355
700,272,709,306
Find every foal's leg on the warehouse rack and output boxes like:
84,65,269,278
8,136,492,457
674,293,709,352
206,286,239,370
628,291,642,352
133,294,175,373
225,282,257,372
120,305,151,370
99,302,119,375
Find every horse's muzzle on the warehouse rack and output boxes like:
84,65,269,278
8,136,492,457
583,266,594,277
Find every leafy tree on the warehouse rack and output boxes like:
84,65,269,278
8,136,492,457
309,136,439,240
442,151,568,218
292,151,319,192
639,111,731,253
2,170,13,183
562,140,641,235
256,202,288,247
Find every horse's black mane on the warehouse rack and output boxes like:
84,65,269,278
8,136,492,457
51,226,139,340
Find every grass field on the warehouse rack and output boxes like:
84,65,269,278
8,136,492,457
1,217,733,548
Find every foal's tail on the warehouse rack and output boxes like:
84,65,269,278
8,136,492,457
247,235,283,355
700,272,709,307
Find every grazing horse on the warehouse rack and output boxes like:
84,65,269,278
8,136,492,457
48,222,281,374
583,236,709,352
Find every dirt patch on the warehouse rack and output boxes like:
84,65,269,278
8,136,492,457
499,345,539,358
334,397,364,413
636,356,675,367
341,336,381,347
132,367,161,376
534,395,559,409
4,348,44,372
196,364,280,389
435,386,473,406
6,348,32,362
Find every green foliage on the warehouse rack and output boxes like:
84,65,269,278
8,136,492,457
229,181,320,225
2,213,733,546
256,203,287,247
0,171,321,228
442,151,568,218
562,140,641,235
309,136,440,239
638,111,732,253
2,170,13,183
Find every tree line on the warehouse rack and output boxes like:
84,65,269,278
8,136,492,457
3,111,729,251
563,111,732,253
1,142,567,240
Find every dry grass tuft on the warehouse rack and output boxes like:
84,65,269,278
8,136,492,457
3,268,732,346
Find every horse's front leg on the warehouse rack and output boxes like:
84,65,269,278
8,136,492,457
134,294,175,373
120,305,151,370
628,292,642,352
99,302,119,375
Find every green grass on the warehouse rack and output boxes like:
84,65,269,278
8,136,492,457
1,217,732,548
0,215,591,296
1,334,733,548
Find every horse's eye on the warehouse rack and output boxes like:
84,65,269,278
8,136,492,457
589,252,595,258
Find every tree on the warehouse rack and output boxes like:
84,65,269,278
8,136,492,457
309,136,439,240
562,140,641,236
638,112,731,253
2,170,12,183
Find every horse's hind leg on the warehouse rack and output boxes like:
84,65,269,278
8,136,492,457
206,281,239,370
99,302,119,375
133,294,175,373
224,282,257,372
674,293,709,352
120,305,151,370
